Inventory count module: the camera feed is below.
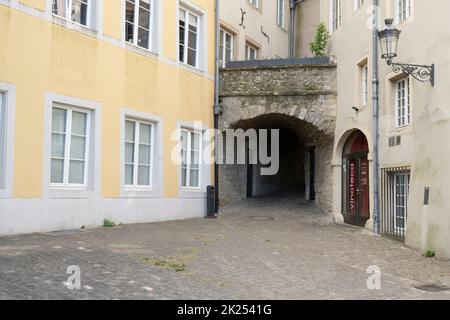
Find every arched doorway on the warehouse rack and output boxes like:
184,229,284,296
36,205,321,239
342,130,370,227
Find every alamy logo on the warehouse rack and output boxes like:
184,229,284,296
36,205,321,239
367,265,381,290
64,265,81,290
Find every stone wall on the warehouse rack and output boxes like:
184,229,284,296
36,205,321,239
219,64,337,213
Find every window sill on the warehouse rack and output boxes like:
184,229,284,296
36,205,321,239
51,15,97,37
125,42,159,58
47,187,98,199
121,187,163,199
179,61,205,74
180,188,206,199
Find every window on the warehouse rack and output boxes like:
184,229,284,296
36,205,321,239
52,0,93,27
245,43,258,60
395,78,411,128
248,0,258,8
179,7,200,68
362,64,368,105
396,0,411,24
51,105,90,187
219,29,234,68
181,129,201,189
394,173,410,232
331,0,342,31
125,0,153,50
277,0,285,28
354,0,365,10
0,92,5,189
125,119,154,188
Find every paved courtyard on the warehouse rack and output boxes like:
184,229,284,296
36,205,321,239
1,196,450,300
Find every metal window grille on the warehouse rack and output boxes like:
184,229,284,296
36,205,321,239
381,167,411,241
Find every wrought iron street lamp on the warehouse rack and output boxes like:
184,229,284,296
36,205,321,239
378,18,435,86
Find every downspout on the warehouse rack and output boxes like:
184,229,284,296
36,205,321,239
289,0,296,58
372,0,380,233
213,0,220,213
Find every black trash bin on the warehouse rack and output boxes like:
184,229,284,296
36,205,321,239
206,185,216,218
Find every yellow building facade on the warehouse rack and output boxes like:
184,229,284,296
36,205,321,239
0,0,215,234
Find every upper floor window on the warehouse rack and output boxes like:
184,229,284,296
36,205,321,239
52,0,95,28
361,64,368,106
245,43,258,60
181,129,201,189
277,0,285,28
396,0,411,24
124,119,154,188
51,105,90,188
179,7,200,68
125,0,153,50
354,0,365,11
395,78,411,128
248,0,259,8
331,0,342,32
219,29,234,68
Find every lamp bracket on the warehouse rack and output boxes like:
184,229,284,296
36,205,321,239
390,62,435,86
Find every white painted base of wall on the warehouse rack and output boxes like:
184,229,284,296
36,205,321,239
0,197,206,236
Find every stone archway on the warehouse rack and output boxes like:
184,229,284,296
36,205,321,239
219,63,337,213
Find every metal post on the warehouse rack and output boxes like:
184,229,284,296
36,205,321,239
213,0,220,213
289,0,296,58
372,0,381,233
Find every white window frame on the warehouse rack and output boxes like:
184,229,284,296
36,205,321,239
124,0,154,50
220,29,234,68
395,0,411,25
178,6,201,68
52,0,93,28
124,118,155,189
353,0,365,11
394,173,410,232
50,105,91,189
245,43,258,60
248,0,259,9
0,83,16,199
330,0,342,32
43,93,101,199
277,0,285,28
362,64,368,106
180,128,202,190
395,78,411,128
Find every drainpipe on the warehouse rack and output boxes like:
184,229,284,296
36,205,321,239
289,0,305,59
213,0,220,213
372,0,380,233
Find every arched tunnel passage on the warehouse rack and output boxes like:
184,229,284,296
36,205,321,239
219,113,334,212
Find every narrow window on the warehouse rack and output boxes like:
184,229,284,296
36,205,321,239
181,129,201,189
362,64,369,105
396,78,411,128
277,0,285,28
52,0,93,28
125,119,154,188
245,43,258,60
179,8,200,68
125,0,152,50
394,173,410,232
248,0,258,8
51,105,90,187
331,0,342,31
354,0,365,11
396,0,411,24
219,29,234,68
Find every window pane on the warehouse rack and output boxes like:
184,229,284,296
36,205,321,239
69,160,85,184
181,168,187,187
125,142,135,163
52,108,67,132
138,28,150,48
138,165,150,185
139,123,152,144
139,144,151,165
51,159,64,183
125,164,134,185
191,132,200,150
71,111,87,136
189,168,199,187
125,121,135,141
70,136,86,160
71,0,88,26
179,10,186,61
51,133,66,158
139,0,150,11
138,3,150,29
52,0,67,17
187,49,197,66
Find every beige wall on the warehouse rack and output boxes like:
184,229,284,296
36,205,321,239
295,0,321,58
309,0,450,257
220,0,290,61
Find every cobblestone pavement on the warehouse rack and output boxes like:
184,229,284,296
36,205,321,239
1,196,450,300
